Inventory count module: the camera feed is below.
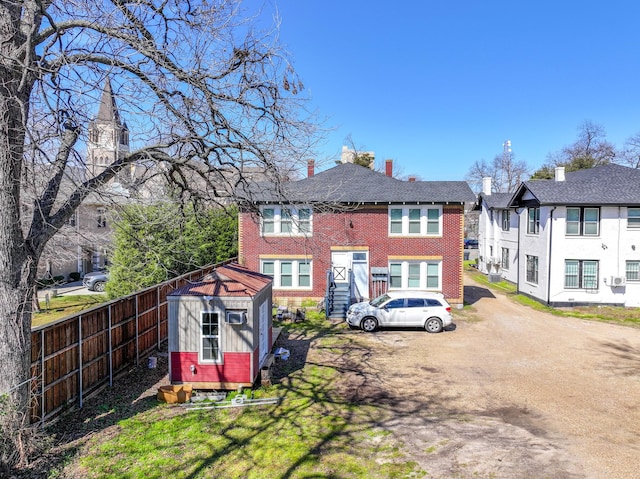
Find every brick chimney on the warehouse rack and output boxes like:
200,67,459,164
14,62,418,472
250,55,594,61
408,176,416,183
385,159,393,177
307,159,315,177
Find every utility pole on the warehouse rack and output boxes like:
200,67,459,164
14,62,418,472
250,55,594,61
501,140,512,192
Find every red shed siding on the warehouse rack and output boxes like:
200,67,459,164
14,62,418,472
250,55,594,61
171,351,253,384
239,204,465,304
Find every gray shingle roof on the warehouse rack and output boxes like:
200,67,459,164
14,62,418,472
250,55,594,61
478,192,514,209
245,163,475,204
511,164,640,206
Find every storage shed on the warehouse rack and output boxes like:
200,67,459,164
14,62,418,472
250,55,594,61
167,263,273,390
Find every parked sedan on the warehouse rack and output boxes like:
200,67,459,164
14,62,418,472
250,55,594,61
82,270,109,292
346,291,453,333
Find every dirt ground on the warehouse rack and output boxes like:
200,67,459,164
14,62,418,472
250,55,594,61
310,276,640,479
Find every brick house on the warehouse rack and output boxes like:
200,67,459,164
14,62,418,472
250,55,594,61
238,160,475,317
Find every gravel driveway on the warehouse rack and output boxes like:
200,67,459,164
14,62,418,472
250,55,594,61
329,276,640,478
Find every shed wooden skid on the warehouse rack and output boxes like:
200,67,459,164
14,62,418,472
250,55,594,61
167,263,273,390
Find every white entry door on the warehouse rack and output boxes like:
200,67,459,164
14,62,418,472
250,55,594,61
331,251,350,284
331,250,369,299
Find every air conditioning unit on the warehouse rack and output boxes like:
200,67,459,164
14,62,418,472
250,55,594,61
610,276,626,287
225,311,247,324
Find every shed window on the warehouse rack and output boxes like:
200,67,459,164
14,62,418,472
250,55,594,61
201,312,221,362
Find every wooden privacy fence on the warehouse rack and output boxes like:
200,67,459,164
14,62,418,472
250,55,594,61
29,259,235,425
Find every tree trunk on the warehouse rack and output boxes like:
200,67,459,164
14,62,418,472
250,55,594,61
0,4,39,466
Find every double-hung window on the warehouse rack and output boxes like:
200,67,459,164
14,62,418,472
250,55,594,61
97,208,107,228
201,312,221,362
526,255,538,284
564,260,599,289
501,248,509,270
628,208,640,229
388,206,442,236
501,210,510,231
261,259,312,289
527,208,540,234
626,261,640,281
566,207,600,236
261,206,312,236
388,260,441,290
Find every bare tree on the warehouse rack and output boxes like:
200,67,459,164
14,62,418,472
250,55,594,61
0,0,315,467
620,131,640,169
465,142,529,193
532,121,617,178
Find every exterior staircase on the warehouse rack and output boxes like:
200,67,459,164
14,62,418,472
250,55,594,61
325,268,364,320
326,283,351,319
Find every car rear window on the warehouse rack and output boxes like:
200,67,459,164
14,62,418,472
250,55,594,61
426,299,442,307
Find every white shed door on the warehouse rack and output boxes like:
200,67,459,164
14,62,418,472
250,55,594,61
259,300,269,363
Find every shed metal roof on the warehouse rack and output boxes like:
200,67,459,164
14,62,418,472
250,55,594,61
168,263,271,298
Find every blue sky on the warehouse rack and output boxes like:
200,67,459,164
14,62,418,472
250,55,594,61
250,0,640,181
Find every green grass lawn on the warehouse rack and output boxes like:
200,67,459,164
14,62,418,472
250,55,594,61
52,312,422,479
32,294,107,327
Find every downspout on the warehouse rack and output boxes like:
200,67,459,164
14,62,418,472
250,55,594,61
617,206,622,277
516,208,521,293
547,207,556,305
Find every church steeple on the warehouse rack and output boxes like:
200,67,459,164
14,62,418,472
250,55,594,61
87,78,130,178
96,77,121,123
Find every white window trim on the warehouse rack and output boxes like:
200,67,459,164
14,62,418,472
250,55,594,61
501,247,509,270
501,210,510,231
527,208,540,235
200,310,222,364
566,207,600,237
388,260,442,291
628,207,640,229
260,206,312,236
388,205,442,237
564,259,599,290
626,260,640,281
261,259,313,290
525,255,538,284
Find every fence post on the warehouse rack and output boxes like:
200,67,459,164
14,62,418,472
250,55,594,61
40,329,45,427
108,303,113,387
157,285,161,349
135,294,139,365
78,314,83,409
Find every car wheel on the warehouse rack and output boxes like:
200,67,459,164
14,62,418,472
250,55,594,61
425,317,443,333
361,317,378,333
93,281,106,292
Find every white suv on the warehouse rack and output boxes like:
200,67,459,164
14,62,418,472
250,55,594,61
346,291,453,333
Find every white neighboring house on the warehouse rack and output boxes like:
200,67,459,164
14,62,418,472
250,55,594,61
476,177,519,284
477,164,640,307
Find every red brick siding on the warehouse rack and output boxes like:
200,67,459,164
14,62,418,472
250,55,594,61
239,205,465,304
